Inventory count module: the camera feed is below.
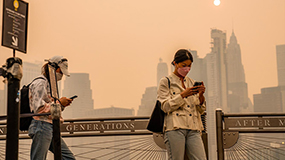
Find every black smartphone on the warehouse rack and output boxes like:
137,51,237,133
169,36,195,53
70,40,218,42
69,95,78,100
193,81,202,87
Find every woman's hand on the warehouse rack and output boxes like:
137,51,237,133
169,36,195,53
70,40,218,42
180,87,199,98
197,82,206,104
59,97,73,107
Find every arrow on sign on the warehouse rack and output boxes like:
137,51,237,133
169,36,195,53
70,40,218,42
12,36,18,46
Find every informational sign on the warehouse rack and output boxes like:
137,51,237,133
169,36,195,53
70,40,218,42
224,117,285,128
1,0,29,53
48,64,59,99
0,120,149,135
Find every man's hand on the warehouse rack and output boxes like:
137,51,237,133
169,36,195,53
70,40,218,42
59,97,72,107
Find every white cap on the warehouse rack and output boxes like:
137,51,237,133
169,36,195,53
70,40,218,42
48,56,70,77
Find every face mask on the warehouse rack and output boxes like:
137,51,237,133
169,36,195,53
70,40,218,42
56,72,63,81
177,67,190,77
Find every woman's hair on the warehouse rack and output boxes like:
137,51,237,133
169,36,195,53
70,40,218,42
172,49,193,65
41,63,50,82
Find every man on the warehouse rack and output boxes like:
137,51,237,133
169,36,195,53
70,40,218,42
28,56,76,160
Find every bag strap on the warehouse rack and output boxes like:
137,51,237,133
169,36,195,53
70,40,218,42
27,77,46,87
165,76,170,89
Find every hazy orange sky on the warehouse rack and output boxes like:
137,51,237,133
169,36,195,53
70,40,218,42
1,0,285,112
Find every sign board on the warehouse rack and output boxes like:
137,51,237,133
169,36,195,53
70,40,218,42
224,117,285,129
0,120,149,135
48,64,59,99
61,121,148,133
1,0,29,53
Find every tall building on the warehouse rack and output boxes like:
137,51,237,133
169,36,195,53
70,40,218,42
226,31,249,113
188,50,206,82
62,73,94,119
205,29,228,160
0,89,5,115
209,29,228,111
253,86,285,113
157,58,169,86
137,86,157,116
137,59,169,116
254,45,285,113
276,45,285,112
21,61,43,87
2,61,43,116
276,44,285,86
90,106,134,118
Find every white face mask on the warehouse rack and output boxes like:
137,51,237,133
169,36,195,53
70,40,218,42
56,72,63,81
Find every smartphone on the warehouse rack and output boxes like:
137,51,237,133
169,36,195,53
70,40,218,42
69,95,78,100
193,81,202,87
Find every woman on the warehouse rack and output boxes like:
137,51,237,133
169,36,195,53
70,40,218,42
28,56,76,160
157,49,207,160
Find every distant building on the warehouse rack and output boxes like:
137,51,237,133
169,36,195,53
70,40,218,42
0,89,5,115
21,61,42,87
208,28,228,112
276,45,285,111
276,44,285,86
1,61,43,116
157,58,169,86
62,73,94,119
137,86,157,116
254,44,285,113
253,86,285,112
137,59,169,116
90,106,134,118
188,50,206,82
226,31,249,113
205,29,228,160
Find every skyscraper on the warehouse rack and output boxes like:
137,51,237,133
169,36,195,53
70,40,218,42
62,73,94,119
253,86,285,113
276,44,285,86
205,29,228,160
0,89,4,115
254,44,285,113
2,61,43,116
157,58,168,86
188,50,206,82
137,59,169,116
226,31,249,113
137,86,157,116
21,61,43,87
90,105,134,118
209,29,228,111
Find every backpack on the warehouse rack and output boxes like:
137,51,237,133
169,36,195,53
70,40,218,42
147,77,170,133
20,77,45,131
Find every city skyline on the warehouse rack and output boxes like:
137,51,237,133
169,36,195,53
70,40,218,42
0,0,284,112
0,31,284,112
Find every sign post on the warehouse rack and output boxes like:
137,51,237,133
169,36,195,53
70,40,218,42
1,0,28,159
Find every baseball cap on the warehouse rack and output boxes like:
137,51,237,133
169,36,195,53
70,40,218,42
48,56,70,77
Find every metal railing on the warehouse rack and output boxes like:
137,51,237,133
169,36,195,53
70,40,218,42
0,114,208,159
216,109,285,160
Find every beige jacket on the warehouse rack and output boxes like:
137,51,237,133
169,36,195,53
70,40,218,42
157,73,206,132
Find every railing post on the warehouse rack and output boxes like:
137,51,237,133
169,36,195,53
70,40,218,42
3,57,22,160
216,108,224,160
